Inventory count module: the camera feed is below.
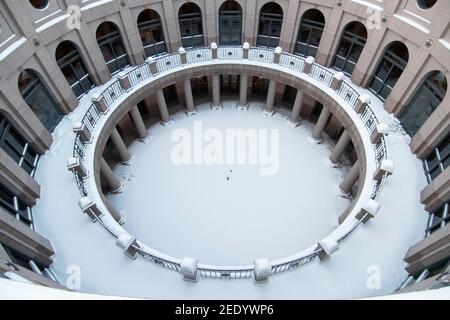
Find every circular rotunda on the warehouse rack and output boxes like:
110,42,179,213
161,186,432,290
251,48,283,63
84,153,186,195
0,0,449,299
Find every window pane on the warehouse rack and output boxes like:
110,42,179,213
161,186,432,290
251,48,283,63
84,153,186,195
309,28,323,47
386,66,403,87
72,59,88,80
379,85,391,100
376,59,391,81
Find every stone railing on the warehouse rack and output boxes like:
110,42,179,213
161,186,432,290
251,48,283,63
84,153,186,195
68,43,392,283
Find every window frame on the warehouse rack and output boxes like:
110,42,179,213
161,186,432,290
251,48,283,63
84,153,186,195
0,116,39,177
331,25,367,76
56,45,95,99
0,183,34,228
137,14,167,58
97,28,131,76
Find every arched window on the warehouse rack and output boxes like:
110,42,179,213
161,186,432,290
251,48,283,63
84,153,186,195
55,41,94,99
178,3,204,48
294,9,325,57
18,70,63,132
257,2,283,48
400,71,447,136
137,9,167,58
0,114,38,176
369,41,409,101
332,22,367,76
96,22,130,75
219,0,243,45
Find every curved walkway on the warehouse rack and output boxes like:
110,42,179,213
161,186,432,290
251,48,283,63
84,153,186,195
33,53,428,299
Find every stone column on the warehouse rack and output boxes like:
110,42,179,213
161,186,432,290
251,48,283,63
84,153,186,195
289,90,304,123
211,74,222,109
129,106,150,142
184,79,196,115
339,160,360,195
264,80,277,115
100,158,124,193
110,128,132,164
238,74,249,110
312,107,331,141
156,89,171,124
329,131,351,164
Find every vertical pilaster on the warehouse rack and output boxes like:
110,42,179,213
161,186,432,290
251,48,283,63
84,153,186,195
211,74,222,109
312,107,331,141
157,89,171,124
110,128,132,164
129,106,150,142
100,158,124,194
239,74,249,110
329,131,351,164
264,80,277,115
289,90,304,124
184,79,196,115
339,160,360,195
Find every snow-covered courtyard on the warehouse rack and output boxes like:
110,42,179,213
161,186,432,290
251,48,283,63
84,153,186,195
108,102,347,265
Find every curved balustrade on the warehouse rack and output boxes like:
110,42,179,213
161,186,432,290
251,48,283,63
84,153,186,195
70,44,390,281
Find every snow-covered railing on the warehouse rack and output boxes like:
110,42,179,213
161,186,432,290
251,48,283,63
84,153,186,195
156,53,182,73
127,64,152,87
310,64,333,87
338,81,359,108
271,250,320,274
279,53,305,72
218,46,244,60
248,47,275,64
197,265,254,279
102,81,125,108
70,44,391,281
187,48,211,64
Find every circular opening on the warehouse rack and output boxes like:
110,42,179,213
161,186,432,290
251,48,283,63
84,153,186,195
108,105,347,264
416,0,438,9
29,0,49,9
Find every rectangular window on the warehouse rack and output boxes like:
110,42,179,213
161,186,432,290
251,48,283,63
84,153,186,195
0,184,33,227
0,116,39,176
426,202,449,236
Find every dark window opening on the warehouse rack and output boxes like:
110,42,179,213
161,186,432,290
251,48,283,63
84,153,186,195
56,41,94,99
219,1,243,45
332,22,367,76
400,71,447,136
138,9,167,58
179,3,204,48
368,41,409,101
96,22,130,75
294,9,325,58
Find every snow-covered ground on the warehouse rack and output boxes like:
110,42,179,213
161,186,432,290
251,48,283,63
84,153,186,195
107,102,347,265
31,68,429,299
